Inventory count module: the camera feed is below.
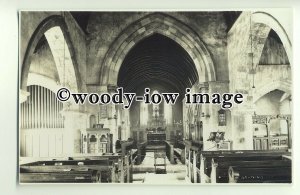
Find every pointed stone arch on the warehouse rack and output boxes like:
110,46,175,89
250,11,292,66
20,15,81,93
98,13,216,86
253,80,292,103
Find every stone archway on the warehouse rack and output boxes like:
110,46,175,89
251,11,292,66
98,13,216,86
20,15,81,94
20,14,86,155
253,80,292,103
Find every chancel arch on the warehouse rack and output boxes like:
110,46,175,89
99,13,216,87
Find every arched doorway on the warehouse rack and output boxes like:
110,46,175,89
252,89,292,150
116,33,204,144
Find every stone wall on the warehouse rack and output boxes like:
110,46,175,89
227,11,292,150
85,12,229,85
29,40,59,82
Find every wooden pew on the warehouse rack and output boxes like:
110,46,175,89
71,153,126,182
136,142,147,165
20,170,101,183
228,164,291,183
20,154,129,183
211,159,291,183
184,141,202,183
20,159,110,183
173,140,186,164
174,148,185,164
199,150,290,183
118,140,137,182
165,141,175,164
120,140,134,156
96,153,132,183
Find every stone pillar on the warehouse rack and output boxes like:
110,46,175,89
197,82,213,151
119,158,124,183
231,107,254,150
210,160,217,183
121,108,130,140
168,143,175,164
185,147,189,178
107,85,118,153
193,150,197,183
200,154,205,183
125,155,130,183
61,110,88,155
188,149,191,182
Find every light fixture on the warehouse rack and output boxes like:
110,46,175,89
218,109,226,126
248,11,256,89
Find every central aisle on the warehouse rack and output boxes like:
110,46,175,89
132,151,188,184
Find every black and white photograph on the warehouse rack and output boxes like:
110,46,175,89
18,10,292,184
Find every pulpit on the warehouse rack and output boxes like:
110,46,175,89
81,124,112,154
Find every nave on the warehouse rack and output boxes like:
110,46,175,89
20,138,291,183
19,11,292,184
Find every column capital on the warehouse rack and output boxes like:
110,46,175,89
195,82,209,91
107,84,118,92
19,89,30,103
60,109,88,118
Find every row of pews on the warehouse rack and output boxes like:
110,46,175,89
185,148,292,183
165,141,185,164
20,140,147,183
20,153,131,183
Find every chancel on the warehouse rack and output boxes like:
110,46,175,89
19,10,292,184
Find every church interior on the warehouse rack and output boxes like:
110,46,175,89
19,11,292,184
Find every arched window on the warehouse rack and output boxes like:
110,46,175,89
164,100,172,124
152,90,160,117
89,115,96,128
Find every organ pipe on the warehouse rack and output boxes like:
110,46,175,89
20,85,64,129
41,86,44,128
34,85,37,128
47,88,50,128
37,85,40,128
49,89,52,128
